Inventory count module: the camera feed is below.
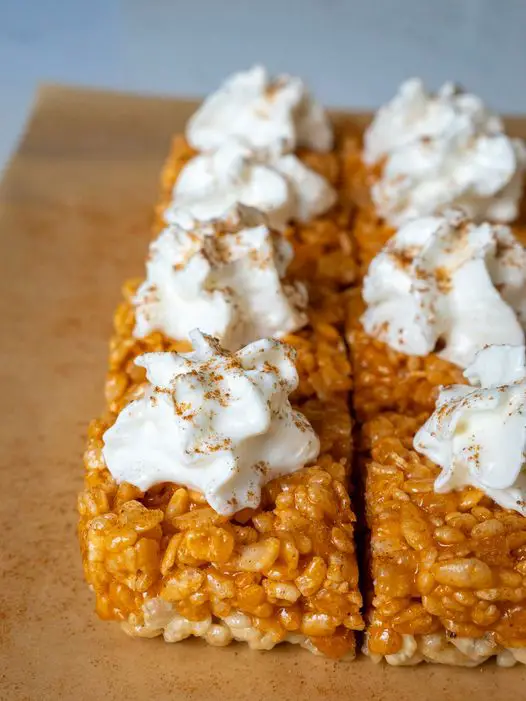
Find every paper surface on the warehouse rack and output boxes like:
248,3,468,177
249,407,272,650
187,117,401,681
1,85,525,700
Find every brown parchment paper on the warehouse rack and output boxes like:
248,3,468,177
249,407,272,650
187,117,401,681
1,85,525,701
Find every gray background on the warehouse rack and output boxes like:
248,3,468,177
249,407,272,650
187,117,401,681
1,0,526,169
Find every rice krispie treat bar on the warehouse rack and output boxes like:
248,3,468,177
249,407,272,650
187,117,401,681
155,66,357,293
346,209,526,421
156,133,357,294
363,346,526,666
105,208,353,417
341,78,526,275
79,333,363,658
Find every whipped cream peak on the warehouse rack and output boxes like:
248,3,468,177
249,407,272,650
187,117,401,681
165,137,336,231
102,331,320,515
465,344,526,387
364,78,526,225
414,344,526,515
187,65,333,156
134,204,308,350
362,210,526,368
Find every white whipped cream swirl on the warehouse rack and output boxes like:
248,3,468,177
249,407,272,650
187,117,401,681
414,344,526,516
364,78,526,226
187,65,333,156
165,137,336,231
362,210,526,368
102,331,320,515
134,205,307,350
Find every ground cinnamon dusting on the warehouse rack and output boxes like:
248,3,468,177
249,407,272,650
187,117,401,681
434,265,452,293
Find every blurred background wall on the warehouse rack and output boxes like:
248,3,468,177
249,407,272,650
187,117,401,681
1,0,526,168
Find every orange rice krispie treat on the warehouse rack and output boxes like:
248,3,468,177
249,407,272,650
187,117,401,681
342,78,526,275
346,209,526,421
79,332,363,658
363,345,526,666
154,67,358,292
105,205,353,415
156,135,358,291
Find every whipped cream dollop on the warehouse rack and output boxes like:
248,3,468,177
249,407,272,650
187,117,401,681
364,78,526,226
102,331,320,515
165,137,336,231
134,205,308,350
414,345,526,516
362,210,526,368
187,65,333,156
